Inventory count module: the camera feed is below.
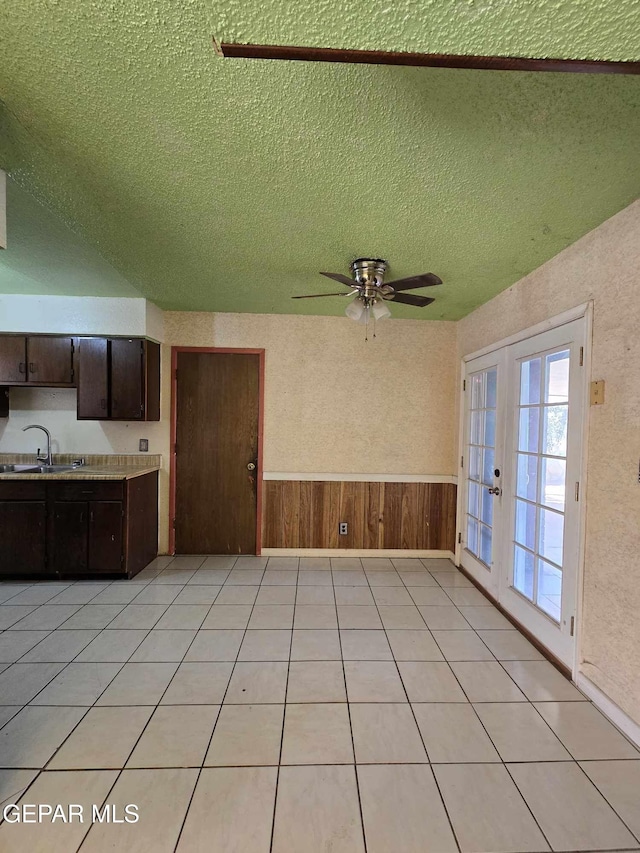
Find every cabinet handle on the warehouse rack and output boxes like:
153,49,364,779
18,362,26,374
100,398,107,409
29,362,36,374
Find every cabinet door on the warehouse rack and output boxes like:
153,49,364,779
89,501,123,573
0,501,47,576
26,337,75,384
53,501,88,574
0,336,27,383
144,340,161,421
77,338,109,419
111,339,144,419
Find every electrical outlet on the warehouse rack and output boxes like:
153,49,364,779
339,522,348,535
139,439,149,452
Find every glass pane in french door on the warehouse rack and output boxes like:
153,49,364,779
466,366,497,567
513,348,569,621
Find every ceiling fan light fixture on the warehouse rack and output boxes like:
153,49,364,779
372,300,391,321
345,298,367,323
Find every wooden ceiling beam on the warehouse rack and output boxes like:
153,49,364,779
217,42,640,75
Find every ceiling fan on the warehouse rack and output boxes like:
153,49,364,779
292,258,442,325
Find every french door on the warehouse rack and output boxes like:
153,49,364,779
460,318,587,667
460,351,504,600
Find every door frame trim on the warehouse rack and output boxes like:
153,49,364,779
460,302,590,363
455,302,593,678
169,346,266,556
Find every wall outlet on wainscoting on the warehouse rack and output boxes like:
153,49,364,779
339,522,348,535
139,439,149,452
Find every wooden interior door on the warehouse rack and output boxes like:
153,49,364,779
174,351,261,554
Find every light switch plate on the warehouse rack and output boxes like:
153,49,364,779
139,439,149,452
590,380,605,406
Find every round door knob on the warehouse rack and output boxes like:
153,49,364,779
247,462,256,471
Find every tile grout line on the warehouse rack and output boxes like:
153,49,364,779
1,556,190,840
419,562,575,852
332,556,369,853
170,554,270,853
93,555,220,796
366,556,463,853
0,559,188,760
267,555,299,853
571,760,640,847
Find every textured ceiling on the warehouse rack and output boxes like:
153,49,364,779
0,1,639,319
0,179,141,298
217,0,640,61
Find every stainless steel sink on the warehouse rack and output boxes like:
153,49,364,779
30,465,77,474
0,463,84,474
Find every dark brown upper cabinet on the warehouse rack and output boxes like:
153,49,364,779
77,337,109,419
0,336,27,383
27,336,75,384
0,335,75,386
77,337,160,421
111,338,146,420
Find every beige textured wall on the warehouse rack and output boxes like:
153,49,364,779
156,312,458,552
457,199,640,724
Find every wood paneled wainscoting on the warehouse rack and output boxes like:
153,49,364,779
262,480,457,551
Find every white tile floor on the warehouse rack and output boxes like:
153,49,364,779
0,555,638,852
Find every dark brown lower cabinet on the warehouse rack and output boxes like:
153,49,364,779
0,499,47,576
53,501,89,574
89,502,123,573
52,500,123,575
0,472,157,579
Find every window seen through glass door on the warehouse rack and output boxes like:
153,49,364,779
466,367,497,566
513,349,569,621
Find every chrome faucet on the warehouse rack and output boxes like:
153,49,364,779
23,424,53,466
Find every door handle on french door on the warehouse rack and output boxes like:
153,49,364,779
487,486,502,496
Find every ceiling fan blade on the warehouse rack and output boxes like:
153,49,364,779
292,291,356,299
386,293,436,307
320,272,360,287
385,273,442,291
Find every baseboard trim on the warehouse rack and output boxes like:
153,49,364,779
263,472,457,484
576,673,640,749
456,562,571,679
262,548,455,559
